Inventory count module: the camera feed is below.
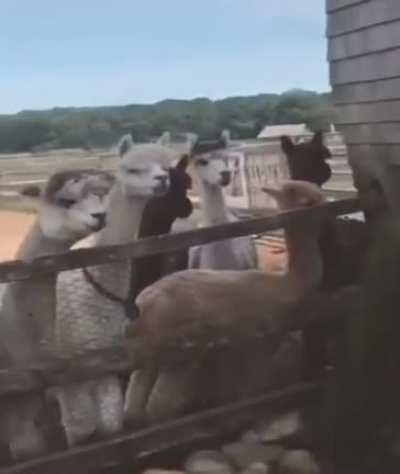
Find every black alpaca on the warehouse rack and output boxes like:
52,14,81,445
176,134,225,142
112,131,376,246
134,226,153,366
281,130,332,187
133,155,193,298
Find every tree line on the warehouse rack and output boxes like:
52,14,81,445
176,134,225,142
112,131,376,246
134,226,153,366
0,89,334,153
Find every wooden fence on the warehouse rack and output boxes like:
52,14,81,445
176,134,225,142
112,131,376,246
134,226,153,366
0,197,361,393
0,196,362,472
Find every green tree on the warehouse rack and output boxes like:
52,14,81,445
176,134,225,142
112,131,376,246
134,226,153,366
0,90,333,153
0,118,54,152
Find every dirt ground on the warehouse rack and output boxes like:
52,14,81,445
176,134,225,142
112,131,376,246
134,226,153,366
0,211,35,261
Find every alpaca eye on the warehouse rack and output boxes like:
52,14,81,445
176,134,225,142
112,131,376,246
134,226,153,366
127,169,141,175
59,198,76,209
197,159,209,166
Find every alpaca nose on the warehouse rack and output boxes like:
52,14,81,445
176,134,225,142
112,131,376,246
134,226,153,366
154,175,169,193
219,170,231,187
155,174,168,185
91,212,107,228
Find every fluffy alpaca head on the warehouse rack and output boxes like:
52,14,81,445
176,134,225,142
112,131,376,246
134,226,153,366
21,170,115,241
117,132,179,198
262,180,326,211
281,131,332,187
191,130,231,187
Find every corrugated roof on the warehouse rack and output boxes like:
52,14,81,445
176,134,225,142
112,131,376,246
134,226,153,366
257,123,312,139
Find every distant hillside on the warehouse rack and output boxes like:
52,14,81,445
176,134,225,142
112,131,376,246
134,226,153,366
0,89,333,153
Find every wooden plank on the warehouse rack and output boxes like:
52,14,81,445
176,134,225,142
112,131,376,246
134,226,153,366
0,322,287,396
0,199,361,284
345,144,389,181
0,345,142,396
336,123,400,144
346,143,400,167
0,253,364,399
328,20,400,61
0,304,325,397
326,0,368,14
335,100,400,124
330,48,400,85
345,144,400,182
0,382,322,474
332,77,400,105
345,144,400,208
327,0,400,37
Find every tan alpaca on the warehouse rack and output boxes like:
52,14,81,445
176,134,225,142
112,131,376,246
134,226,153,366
124,180,326,424
0,169,114,461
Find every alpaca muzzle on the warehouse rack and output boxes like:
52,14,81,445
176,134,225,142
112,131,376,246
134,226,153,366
91,212,107,230
153,176,170,196
219,171,231,187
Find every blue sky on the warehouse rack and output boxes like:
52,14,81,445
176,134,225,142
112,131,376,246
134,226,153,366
1,0,328,114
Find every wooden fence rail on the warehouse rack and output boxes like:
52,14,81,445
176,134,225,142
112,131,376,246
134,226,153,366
0,318,303,397
0,197,361,283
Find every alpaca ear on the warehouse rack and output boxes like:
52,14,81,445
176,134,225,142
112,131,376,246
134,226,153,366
280,136,294,154
157,131,171,147
312,130,323,148
118,134,134,157
20,185,42,198
261,186,282,200
186,133,198,147
176,154,189,171
186,133,199,157
221,129,231,146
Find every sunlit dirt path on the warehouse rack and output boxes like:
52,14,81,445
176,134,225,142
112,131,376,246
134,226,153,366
0,211,35,262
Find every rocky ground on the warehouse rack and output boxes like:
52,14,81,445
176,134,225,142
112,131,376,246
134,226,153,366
138,396,400,474
140,411,322,474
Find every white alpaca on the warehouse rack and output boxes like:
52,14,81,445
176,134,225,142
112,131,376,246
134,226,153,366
54,132,180,447
189,131,258,270
0,170,114,461
124,181,326,424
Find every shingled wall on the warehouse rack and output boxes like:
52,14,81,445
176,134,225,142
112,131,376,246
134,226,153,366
327,0,400,208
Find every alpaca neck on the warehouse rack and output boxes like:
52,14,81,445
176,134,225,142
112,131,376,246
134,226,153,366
90,183,148,299
96,184,147,246
195,179,254,270
199,180,230,225
139,198,174,238
2,221,74,364
16,221,73,260
284,224,323,299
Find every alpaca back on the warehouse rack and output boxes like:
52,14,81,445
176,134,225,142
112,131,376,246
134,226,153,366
56,264,130,354
189,237,257,270
189,212,258,270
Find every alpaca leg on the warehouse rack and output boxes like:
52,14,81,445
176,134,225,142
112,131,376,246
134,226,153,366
55,382,97,447
145,366,197,425
6,397,48,461
188,246,201,269
124,368,158,427
92,375,124,437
